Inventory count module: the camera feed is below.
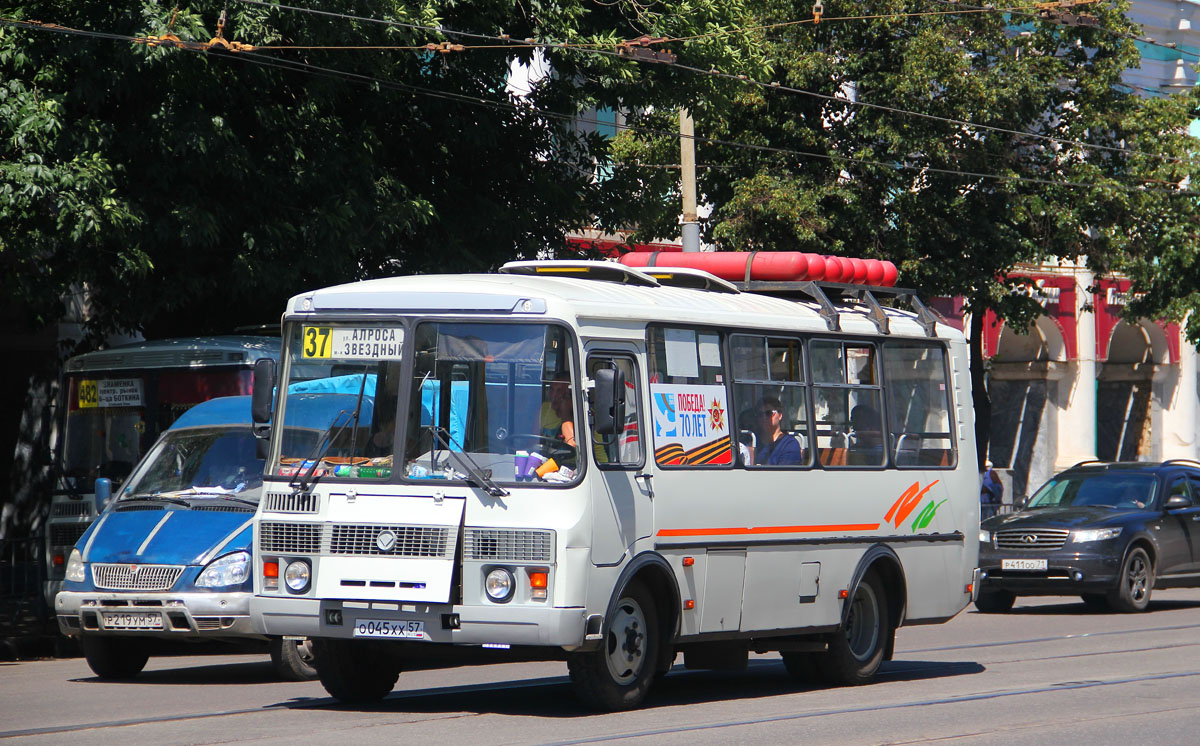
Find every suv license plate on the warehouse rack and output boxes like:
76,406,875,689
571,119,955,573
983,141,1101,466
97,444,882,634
353,619,425,639
1002,558,1048,571
100,612,163,629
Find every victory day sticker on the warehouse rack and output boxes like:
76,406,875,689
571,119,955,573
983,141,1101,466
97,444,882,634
650,384,732,466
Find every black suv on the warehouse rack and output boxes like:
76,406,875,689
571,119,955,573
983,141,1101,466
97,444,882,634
977,460,1200,613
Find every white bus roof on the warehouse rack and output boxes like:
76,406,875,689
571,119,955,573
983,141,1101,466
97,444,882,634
285,264,958,341
64,335,281,372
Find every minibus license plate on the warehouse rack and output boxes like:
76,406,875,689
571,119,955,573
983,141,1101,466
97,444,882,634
101,612,163,629
353,619,425,639
1001,558,1047,571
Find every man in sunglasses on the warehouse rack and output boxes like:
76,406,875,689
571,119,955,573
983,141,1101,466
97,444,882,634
755,395,804,466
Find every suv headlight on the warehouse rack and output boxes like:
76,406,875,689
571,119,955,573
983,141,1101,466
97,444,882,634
979,530,991,544
65,548,86,582
1072,527,1122,543
196,551,250,588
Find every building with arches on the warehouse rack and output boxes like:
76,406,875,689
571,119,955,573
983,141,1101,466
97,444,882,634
935,263,1199,504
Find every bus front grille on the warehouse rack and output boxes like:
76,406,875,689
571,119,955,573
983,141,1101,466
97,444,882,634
464,529,555,563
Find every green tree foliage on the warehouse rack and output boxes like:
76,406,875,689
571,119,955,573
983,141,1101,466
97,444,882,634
604,0,1200,460
0,1,759,344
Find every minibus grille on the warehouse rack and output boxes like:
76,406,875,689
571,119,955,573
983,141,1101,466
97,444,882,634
330,524,453,558
52,502,92,517
262,492,320,514
995,528,1070,551
464,529,555,563
50,523,88,548
92,563,184,591
259,522,323,554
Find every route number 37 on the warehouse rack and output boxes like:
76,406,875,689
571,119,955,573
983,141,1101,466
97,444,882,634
302,327,332,358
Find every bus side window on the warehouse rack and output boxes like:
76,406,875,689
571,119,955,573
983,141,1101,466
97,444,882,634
883,342,956,469
731,334,809,468
813,341,884,468
587,355,643,467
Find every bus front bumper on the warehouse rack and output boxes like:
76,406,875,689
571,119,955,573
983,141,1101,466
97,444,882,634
56,590,260,639
252,596,589,648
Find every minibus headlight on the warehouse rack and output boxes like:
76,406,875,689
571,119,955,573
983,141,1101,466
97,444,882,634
65,549,86,582
196,551,250,588
484,568,514,602
284,560,311,593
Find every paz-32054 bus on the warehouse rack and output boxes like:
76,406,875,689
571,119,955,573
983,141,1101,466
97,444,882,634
249,258,979,710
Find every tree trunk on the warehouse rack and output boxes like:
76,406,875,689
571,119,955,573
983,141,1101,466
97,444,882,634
970,305,990,471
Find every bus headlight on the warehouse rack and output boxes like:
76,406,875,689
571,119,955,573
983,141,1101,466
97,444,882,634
484,568,514,602
196,551,250,588
284,560,311,593
978,530,991,544
65,549,86,582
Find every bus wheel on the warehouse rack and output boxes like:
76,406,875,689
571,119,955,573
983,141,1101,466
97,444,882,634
269,637,318,681
974,589,1016,613
312,639,399,702
568,581,659,711
81,636,149,679
817,570,888,686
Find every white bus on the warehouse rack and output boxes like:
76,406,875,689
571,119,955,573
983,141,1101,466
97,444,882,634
249,259,979,710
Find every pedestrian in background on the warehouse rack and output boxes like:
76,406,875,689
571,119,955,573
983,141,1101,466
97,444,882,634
980,459,1003,520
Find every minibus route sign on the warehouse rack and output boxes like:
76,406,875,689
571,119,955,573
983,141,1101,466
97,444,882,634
302,326,405,360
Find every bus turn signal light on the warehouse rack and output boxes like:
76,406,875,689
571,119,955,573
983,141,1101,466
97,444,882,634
682,556,694,567
529,570,548,600
263,560,279,591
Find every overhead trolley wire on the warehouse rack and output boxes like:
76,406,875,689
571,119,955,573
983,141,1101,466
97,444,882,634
1,14,1194,196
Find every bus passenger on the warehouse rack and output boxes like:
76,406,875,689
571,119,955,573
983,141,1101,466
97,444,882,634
756,396,803,466
848,404,884,464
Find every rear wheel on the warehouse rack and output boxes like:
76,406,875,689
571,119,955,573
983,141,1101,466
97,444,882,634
816,570,890,686
567,581,659,711
269,637,318,681
973,589,1016,614
1108,546,1153,612
312,639,399,702
81,636,149,679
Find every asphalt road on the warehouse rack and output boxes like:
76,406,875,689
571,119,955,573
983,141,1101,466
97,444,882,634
4,590,1200,745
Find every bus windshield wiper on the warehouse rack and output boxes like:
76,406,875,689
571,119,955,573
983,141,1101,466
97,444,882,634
292,367,371,491
428,427,509,498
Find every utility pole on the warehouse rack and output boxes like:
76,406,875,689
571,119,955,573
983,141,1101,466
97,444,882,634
680,108,700,252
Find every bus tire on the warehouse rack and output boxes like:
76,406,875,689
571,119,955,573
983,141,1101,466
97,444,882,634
269,637,318,681
312,639,399,702
567,581,659,711
81,636,149,679
974,589,1016,613
816,570,888,686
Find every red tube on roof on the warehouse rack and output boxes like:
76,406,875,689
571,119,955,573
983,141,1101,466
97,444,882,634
617,251,899,287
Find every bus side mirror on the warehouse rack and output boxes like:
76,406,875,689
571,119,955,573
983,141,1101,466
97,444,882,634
252,358,275,426
94,478,112,512
593,367,626,436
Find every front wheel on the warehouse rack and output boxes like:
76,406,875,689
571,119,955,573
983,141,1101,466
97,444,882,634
81,636,149,679
974,589,1016,614
567,581,659,711
312,639,400,702
269,637,318,681
1108,546,1153,612
816,570,890,686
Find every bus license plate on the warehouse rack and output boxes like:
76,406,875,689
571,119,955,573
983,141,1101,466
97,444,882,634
353,619,425,639
101,612,163,630
1001,558,1048,571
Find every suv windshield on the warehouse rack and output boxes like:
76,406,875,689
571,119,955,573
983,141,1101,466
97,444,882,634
1026,472,1158,510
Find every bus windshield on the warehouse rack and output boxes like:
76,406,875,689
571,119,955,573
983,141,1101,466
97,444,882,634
273,320,579,485
61,369,254,486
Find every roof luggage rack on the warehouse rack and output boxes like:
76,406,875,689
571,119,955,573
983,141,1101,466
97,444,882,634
737,280,940,337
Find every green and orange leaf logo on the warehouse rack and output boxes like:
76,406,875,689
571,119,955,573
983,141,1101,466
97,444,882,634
884,480,945,532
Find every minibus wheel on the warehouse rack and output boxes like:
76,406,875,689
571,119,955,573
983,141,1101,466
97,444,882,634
81,635,149,679
269,637,318,681
816,570,888,685
567,580,659,711
311,639,399,702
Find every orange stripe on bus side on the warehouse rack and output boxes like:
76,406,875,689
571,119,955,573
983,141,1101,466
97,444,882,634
657,524,882,537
